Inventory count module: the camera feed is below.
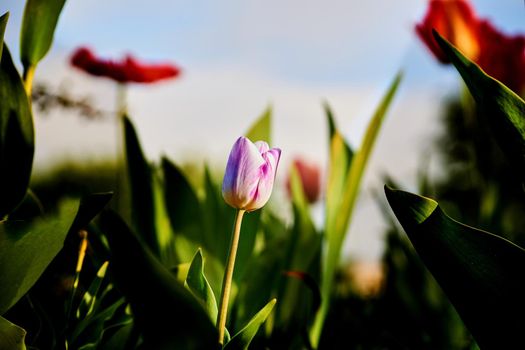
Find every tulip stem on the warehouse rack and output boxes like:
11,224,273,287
23,65,35,98
217,209,245,345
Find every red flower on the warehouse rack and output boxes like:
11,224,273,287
70,47,181,84
415,0,481,63
476,21,525,96
416,0,525,96
286,157,321,204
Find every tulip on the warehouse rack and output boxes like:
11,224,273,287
415,0,481,63
476,21,525,96
217,136,281,345
70,47,181,84
222,136,281,212
415,0,525,96
286,157,321,204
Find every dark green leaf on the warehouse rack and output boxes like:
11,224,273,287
96,321,134,350
202,167,231,261
245,106,271,144
0,199,78,314
71,297,127,348
70,192,113,234
433,31,525,174
8,189,44,221
0,316,26,350
185,249,219,322
225,299,276,350
123,116,158,255
385,186,525,348
162,157,201,238
99,210,218,349
0,45,34,218
20,0,66,69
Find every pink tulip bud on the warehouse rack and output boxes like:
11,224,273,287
222,136,281,211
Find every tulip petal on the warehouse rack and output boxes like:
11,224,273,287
245,148,281,211
254,141,269,153
222,137,265,209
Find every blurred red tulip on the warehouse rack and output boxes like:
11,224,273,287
70,47,181,84
477,21,525,96
286,158,321,204
416,0,525,96
415,0,481,63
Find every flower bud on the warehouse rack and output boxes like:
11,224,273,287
222,136,281,211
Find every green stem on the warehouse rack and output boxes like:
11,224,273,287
216,209,245,345
23,65,35,98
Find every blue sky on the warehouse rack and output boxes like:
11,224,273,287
1,0,523,260
2,0,523,85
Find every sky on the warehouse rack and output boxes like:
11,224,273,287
1,0,523,261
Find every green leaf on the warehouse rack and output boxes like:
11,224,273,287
70,192,113,234
70,297,128,348
162,157,201,241
224,299,276,350
77,261,110,320
275,167,320,329
123,116,158,256
0,12,8,58
433,31,525,174
323,102,336,140
20,0,66,69
185,249,219,323
245,106,271,144
0,316,26,350
311,72,402,346
98,210,218,349
152,169,177,264
233,223,284,330
385,186,525,349
96,321,134,350
0,45,34,218
0,199,78,314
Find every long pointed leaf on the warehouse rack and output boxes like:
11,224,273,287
20,0,66,69
185,249,219,323
224,299,276,350
162,157,201,243
123,116,158,255
0,45,34,218
385,186,525,348
0,199,78,314
433,31,525,175
245,106,271,144
99,210,218,349
311,72,402,346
